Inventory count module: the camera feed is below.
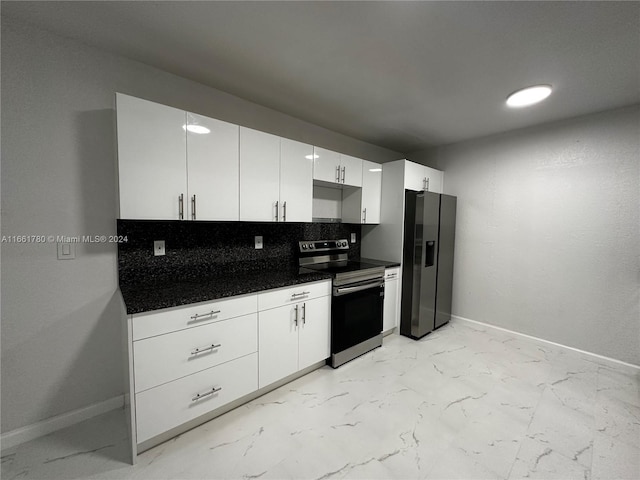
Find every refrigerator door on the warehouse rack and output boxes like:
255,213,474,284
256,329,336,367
435,194,457,329
400,190,420,338
416,191,440,337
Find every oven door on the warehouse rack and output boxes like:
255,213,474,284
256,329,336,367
331,279,384,358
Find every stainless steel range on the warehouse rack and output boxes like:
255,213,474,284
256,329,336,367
299,239,385,367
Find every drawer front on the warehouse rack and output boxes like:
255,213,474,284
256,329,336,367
135,352,258,444
258,280,331,311
385,267,400,281
134,313,257,393
132,294,257,341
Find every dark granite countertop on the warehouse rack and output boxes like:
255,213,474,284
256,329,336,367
360,257,401,269
120,268,332,315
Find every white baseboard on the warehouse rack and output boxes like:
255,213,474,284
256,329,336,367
452,315,640,372
1,395,124,451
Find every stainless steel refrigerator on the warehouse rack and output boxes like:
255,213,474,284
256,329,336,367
400,190,457,339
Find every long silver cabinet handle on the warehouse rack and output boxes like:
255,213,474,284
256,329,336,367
191,195,196,220
294,304,299,326
363,208,367,223
189,310,221,321
179,194,184,220
302,303,306,325
291,291,310,298
423,177,427,191
191,343,221,356
282,201,287,222
341,166,346,183
426,178,430,191
275,200,279,222
336,165,340,183
192,386,222,402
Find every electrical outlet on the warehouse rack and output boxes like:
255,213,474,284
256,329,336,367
255,236,263,249
351,233,357,243
154,240,165,256
57,242,76,260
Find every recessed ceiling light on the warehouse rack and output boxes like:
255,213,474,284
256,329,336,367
369,168,382,172
305,154,320,160
182,124,211,134
506,85,552,108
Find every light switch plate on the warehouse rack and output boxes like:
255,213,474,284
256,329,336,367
351,233,357,243
154,240,165,256
57,242,75,260
255,236,263,249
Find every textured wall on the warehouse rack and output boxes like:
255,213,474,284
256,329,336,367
0,17,400,434
425,106,640,365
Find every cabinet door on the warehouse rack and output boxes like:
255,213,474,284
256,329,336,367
116,93,187,220
186,113,239,221
404,160,426,192
239,127,280,221
258,304,299,388
361,160,382,224
383,276,400,333
298,296,331,370
313,147,340,184
340,154,363,187
425,167,443,194
280,138,313,222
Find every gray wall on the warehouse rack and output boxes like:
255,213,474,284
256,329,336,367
410,106,640,366
0,17,402,433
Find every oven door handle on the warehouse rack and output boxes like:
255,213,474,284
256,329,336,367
334,281,383,296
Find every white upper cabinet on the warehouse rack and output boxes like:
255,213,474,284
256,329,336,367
339,154,363,187
313,147,341,184
186,113,239,221
279,138,313,222
239,127,281,222
313,147,363,187
117,93,188,220
404,160,443,193
361,160,382,224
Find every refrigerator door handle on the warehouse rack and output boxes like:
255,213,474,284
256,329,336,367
425,241,436,267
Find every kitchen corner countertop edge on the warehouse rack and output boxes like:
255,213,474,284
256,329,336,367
120,269,332,315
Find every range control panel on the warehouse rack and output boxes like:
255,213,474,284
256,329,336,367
298,239,349,252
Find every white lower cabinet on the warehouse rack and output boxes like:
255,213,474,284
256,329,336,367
135,353,258,443
383,268,400,333
258,282,331,388
133,313,257,393
127,280,331,455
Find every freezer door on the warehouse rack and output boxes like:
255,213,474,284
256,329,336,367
400,190,421,337
416,191,440,337
435,194,456,329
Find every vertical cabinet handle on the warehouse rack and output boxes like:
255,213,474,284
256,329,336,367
275,200,279,222
426,178,430,191
335,165,340,183
363,208,367,223
423,177,427,191
294,304,299,326
341,166,346,183
302,302,306,325
282,201,287,222
179,194,184,220
191,195,196,220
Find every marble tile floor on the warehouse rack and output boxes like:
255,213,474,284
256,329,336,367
2,319,639,480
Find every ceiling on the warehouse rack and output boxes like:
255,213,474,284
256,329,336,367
3,1,639,153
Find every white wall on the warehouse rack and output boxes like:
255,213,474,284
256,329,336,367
0,17,402,434
412,106,640,365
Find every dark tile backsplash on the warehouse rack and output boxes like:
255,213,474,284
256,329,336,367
117,220,361,288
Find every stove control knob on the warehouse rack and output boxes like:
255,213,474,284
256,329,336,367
308,244,314,249
301,244,307,250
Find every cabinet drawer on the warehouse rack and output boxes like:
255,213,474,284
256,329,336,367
132,294,257,341
134,313,257,393
385,267,400,281
257,280,331,311
135,352,258,444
